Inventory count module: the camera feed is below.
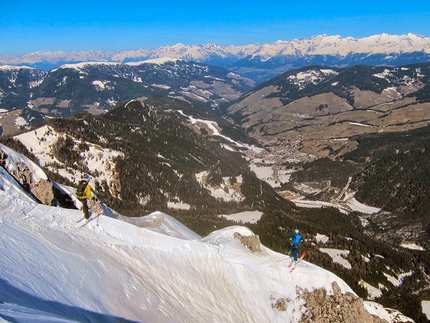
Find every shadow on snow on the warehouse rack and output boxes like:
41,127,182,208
0,278,143,323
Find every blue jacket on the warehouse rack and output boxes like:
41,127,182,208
290,233,303,246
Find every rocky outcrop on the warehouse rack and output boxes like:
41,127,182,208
234,232,261,252
299,282,386,323
31,179,56,205
1,149,58,206
11,160,55,205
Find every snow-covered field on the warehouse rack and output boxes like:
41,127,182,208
359,281,383,300
289,197,382,215
249,158,293,188
219,210,263,224
15,125,123,194
247,155,381,216
319,248,352,270
422,301,430,320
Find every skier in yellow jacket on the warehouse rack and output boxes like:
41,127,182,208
75,175,94,219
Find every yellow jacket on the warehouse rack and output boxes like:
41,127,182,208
76,181,93,200
83,184,93,199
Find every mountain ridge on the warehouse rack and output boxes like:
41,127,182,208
2,33,430,82
3,33,430,64
0,60,255,136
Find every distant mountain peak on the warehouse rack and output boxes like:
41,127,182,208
2,33,429,67
0,65,35,71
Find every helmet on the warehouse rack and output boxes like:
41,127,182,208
81,174,91,182
295,228,299,234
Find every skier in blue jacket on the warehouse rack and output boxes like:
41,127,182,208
289,228,303,266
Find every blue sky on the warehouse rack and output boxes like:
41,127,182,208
1,0,430,55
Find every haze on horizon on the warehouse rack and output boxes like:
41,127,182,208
1,0,430,56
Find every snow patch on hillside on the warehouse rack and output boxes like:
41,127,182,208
400,242,425,251
287,69,339,90
14,125,123,194
319,248,352,269
422,301,430,320
219,210,263,224
138,57,179,65
0,65,34,71
195,170,244,202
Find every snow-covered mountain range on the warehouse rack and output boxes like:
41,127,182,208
2,33,430,82
0,143,416,323
3,33,430,65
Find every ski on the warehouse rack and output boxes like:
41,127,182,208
76,201,104,225
289,252,306,272
79,214,101,228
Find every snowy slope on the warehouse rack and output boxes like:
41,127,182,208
0,146,412,323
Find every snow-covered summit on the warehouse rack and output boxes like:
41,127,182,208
51,61,121,73
0,65,35,71
0,144,412,323
2,33,429,67
126,57,181,65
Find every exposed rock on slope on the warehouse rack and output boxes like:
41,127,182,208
300,282,386,323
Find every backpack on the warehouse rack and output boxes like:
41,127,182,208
76,180,87,198
291,233,303,246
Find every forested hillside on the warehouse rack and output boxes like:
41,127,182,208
346,126,430,246
288,125,430,245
